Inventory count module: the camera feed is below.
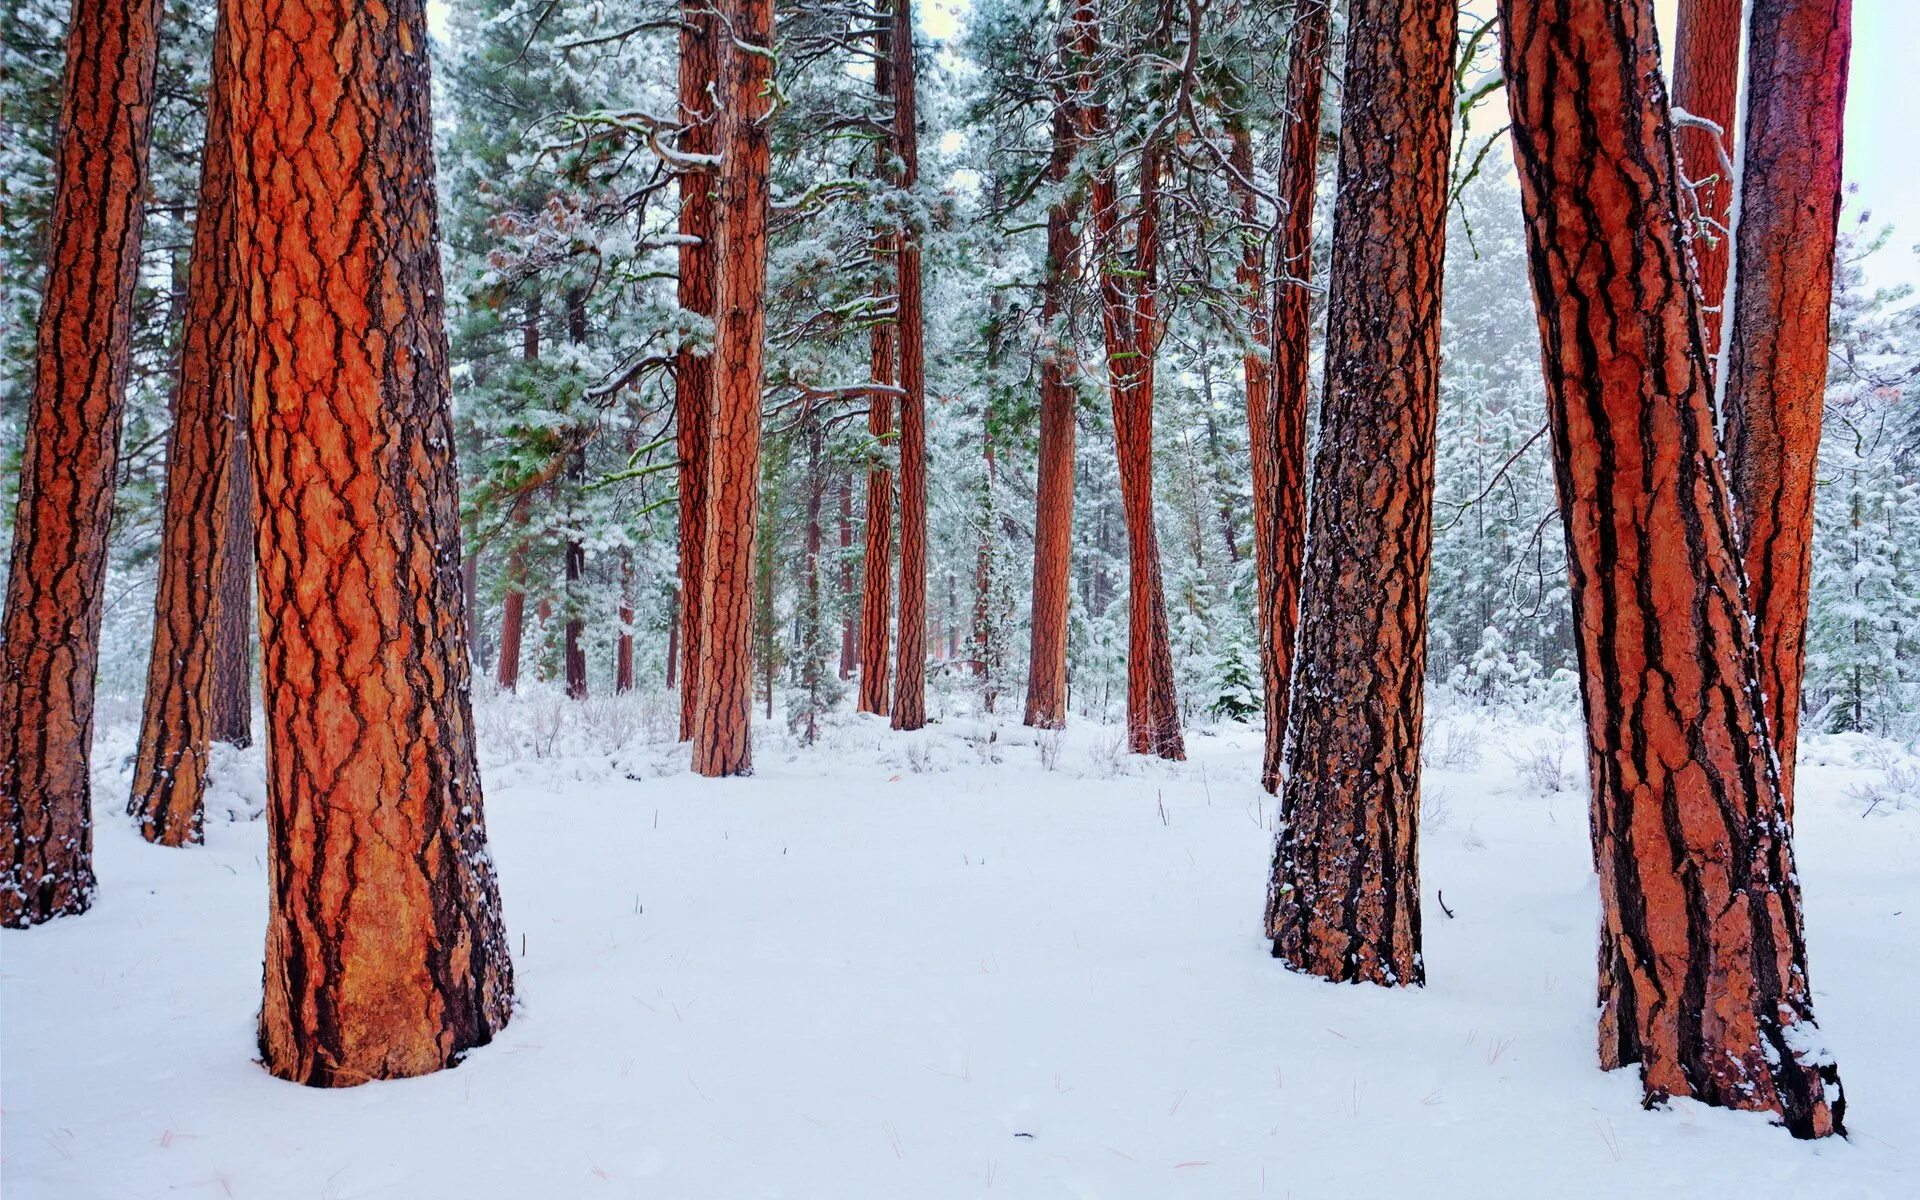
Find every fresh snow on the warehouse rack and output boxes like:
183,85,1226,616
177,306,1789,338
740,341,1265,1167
4,697,1917,1198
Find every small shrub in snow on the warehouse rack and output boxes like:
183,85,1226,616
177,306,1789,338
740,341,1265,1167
1509,737,1567,794
1036,729,1064,772
1423,719,1484,770
1849,763,1920,817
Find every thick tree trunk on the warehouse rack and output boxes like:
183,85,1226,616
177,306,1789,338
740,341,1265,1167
1499,0,1842,1137
676,0,719,738
1671,0,1742,360
858,15,898,719
1724,0,1852,816
1265,0,1451,984
211,383,256,749
130,8,244,847
890,0,929,732
1252,0,1328,795
1094,143,1184,760
689,0,774,777
1021,7,1092,731
0,0,163,925
228,0,513,1084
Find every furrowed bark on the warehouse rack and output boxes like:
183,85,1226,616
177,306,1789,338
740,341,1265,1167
210,381,256,750
130,6,244,847
689,0,774,777
1671,0,1742,360
858,8,898,719
1253,0,1328,795
0,0,163,925
229,0,513,1085
677,0,719,738
1723,0,1852,815
1265,0,1451,984
1499,0,1842,1137
889,0,929,732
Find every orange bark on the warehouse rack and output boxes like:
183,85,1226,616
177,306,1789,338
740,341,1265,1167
1500,0,1841,1136
677,0,719,738
131,6,244,847
0,0,163,925
1265,0,1451,983
1723,0,1852,815
689,0,774,777
1672,0,1742,358
228,0,513,1084
890,0,929,732
858,13,899,719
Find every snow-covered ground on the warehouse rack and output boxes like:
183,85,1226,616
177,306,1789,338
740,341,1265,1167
5,694,1918,1198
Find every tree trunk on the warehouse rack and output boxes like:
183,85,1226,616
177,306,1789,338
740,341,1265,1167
495,494,531,692
1022,6,1092,731
1252,0,1328,795
839,475,857,679
1265,0,1451,983
1498,0,1842,1137
564,289,589,701
858,13,898,719
1671,0,1742,361
890,0,928,732
212,379,256,748
228,0,512,1085
689,0,773,777
676,0,719,739
616,548,637,693
1723,0,1852,816
1094,141,1184,761
0,0,163,925
130,7,245,847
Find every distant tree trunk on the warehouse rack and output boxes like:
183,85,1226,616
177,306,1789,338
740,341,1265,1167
1499,0,1842,1137
1251,0,1328,795
1265,0,1451,983
839,476,857,679
616,548,637,693
676,0,718,739
666,587,681,689
563,289,589,701
1022,6,1092,730
0,0,163,926
689,0,773,777
496,296,540,693
228,0,512,1084
890,0,928,732
1672,0,1742,360
1094,140,1184,761
799,415,827,744
1724,0,1852,816
974,409,998,709
130,9,243,847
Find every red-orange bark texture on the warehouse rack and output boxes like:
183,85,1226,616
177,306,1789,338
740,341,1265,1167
689,0,774,777
1094,142,1184,761
1250,0,1328,794
495,493,532,692
1671,0,1742,357
1265,0,1451,984
0,0,163,926
210,384,256,749
1021,7,1094,731
677,0,719,738
858,12,899,719
889,0,929,732
130,5,244,848
227,0,512,1084
1724,0,1852,815
1499,0,1842,1137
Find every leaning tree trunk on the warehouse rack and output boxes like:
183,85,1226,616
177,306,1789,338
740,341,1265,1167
1498,0,1843,1138
1723,0,1852,816
228,0,512,1085
689,0,774,777
889,0,929,732
210,380,256,749
676,0,719,738
1094,144,1184,761
130,6,243,847
0,0,163,926
857,13,898,719
1265,0,1451,983
1251,0,1328,795
1022,7,1093,730
1672,0,1742,362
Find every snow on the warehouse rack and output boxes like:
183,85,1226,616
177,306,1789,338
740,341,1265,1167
4,698,1918,1198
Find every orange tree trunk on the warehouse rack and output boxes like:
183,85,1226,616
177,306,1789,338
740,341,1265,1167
676,0,719,738
130,6,244,847
1264,0,1451,983
689,0,774,777
0,0,163,926
1094,145,1183,761
1499,0,1843,1137
858,15,898,719
889,0,929,732
1251,0,1328,795
227,0,513,1085
210,378,256,749
1672,0,1742,359
616,548,637,693
1022,6,1094,730
495,494,531,692
1723,0,1852,816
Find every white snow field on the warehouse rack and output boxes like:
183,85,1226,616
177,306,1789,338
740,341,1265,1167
4,695,1918,1198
